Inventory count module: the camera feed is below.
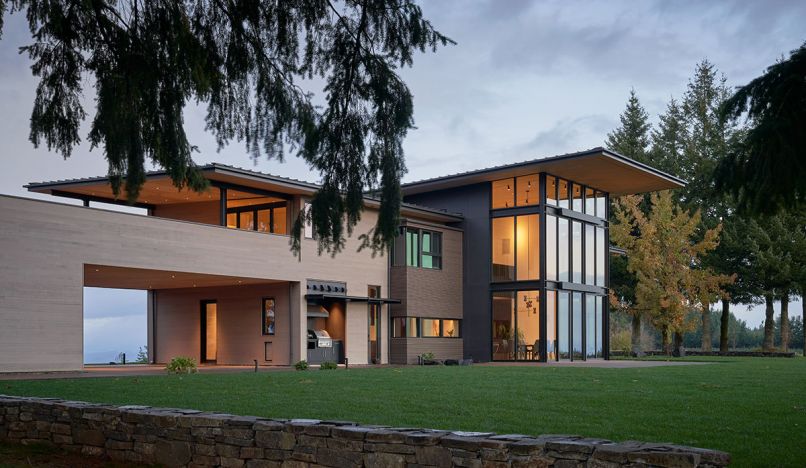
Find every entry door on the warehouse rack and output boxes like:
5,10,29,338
368,286,381,364
200,300,217,363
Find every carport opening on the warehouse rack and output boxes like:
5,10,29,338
83,287,147,365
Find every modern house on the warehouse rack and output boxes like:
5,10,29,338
0,148,683,373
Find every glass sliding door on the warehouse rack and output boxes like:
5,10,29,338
516,291,540,361
492,292,515,360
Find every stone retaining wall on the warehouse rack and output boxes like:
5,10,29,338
0,395,730,467
611,350,795,358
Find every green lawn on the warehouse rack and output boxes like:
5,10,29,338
2,358,805,467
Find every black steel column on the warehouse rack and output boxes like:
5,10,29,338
219,187,227,226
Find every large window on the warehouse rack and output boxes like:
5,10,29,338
549,291,605,361
493,215,539,282
545,213,606,287
394,228,443,269
392,317,460,338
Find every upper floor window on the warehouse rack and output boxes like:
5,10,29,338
303,202,314,239
394,228,443,269
545,175,607,218
492,174,540,209
226,192,288,234
492,215,539,282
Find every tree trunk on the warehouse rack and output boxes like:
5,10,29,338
661,326,671,355
719,299,730,354
701,301,711,352
780,294,790,352
762,294,775,352
630,314,643,357
673,331,685,357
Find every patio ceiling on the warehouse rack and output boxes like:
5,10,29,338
83,264,284,290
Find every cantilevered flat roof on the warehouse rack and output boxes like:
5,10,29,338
400,147,685,196
26,163,463,223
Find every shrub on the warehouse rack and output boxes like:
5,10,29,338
420,352,435,361
319,361,338,370
610,329,632,355
165,356,197,374
294,360,309,371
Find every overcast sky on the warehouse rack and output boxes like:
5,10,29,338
1,1,803,361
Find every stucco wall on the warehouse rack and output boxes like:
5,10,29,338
0,195,390,372
154,283,293,366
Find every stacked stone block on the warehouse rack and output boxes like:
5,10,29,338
0,395,730,467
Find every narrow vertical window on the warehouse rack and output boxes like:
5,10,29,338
516,214,540,280
262,298,275,335
546,290,557,361
406,229,419,267
585,187,596,215
572,292,583,360
558,218,569,282
546,215,557,281
585,224,595,285
596,227,606,286
572,221,582,284
557,292,570,360
546,176,557,206
572,183,583,212
586,294,596,358
595,191,606,218
595,296,604,358
558,179,570,209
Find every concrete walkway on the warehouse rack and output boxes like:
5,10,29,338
0,359,710,380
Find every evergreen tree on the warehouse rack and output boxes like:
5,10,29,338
606,89,652,163
715,43,806,214
0,1,453,257
649,98,688,177
605,89,652,355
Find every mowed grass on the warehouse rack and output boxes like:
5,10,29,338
2,358,805,467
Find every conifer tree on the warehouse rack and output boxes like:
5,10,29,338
606,89,652,163
0,1,453,257
605,89,652,355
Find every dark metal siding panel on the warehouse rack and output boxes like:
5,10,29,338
404,183,491,362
